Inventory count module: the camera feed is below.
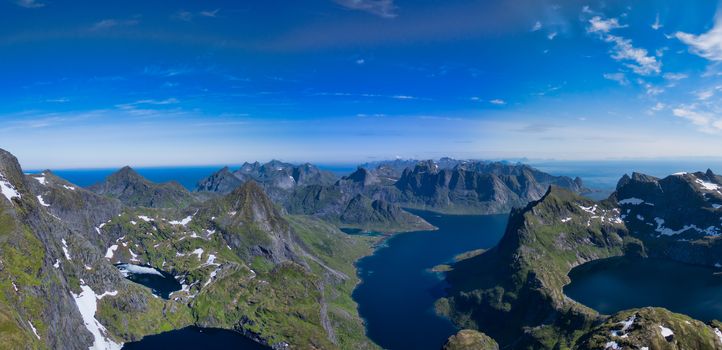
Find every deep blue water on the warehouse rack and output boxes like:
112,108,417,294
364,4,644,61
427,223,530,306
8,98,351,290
352,210,508,350
565,257,722,321
122,327,268,350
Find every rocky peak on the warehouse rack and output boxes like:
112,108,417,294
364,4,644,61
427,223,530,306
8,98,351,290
226,181,286,230
89,166,191,208
340,167,380,188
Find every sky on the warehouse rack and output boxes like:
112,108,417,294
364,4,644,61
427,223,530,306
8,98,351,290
4,0,722,168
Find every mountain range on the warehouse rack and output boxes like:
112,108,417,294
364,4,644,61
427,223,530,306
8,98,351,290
438,170,722,349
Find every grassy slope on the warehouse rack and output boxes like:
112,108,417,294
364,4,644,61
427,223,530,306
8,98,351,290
439,187,634,348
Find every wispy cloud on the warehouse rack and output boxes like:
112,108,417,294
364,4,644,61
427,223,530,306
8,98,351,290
15,0,44,8
587,16,626,33
172,9,220,22
676,8,722,61
531,21,542,32
651,13,663,30
663,72,688,81
333,0,397,19
586,15,660,76
603,72,629,85
489,99,506,105
200,9,220,18
91,18,139,31
673,106,722,134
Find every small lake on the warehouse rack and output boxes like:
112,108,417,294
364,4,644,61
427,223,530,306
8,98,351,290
116,263,182,299
352,210,508,350
565,257,722,321
122,326,268,349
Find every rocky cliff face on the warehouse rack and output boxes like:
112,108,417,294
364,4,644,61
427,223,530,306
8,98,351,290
195,160,338,196
391,160,584,214
88,166,194,208
439,170,722,349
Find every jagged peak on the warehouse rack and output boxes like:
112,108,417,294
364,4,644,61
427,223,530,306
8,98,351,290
630,172,659,183
616,173,632,190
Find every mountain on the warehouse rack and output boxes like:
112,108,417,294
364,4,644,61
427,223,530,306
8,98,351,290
194,166,244,194
88,166,194,208
438,170,722,348
286,182,435,233
0,148,379,349
195,161,338,196
390,160,585,214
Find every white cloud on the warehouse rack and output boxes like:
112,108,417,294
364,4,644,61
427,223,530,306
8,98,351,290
333,0,397,18
603,72,629,85
605,35,661,75
676,9,722,61
200,9,220,18
697,89,715,100
585,15,660,76
587,16,626,33
673,106,722,134
15,0,44,8
547,32,558,40
651,13,663,30
651,102,666,112
639,80,663,96
490,99,506,105
91,19,139,31
531,21,542,32
356,58,366,65
392,95,417,100
663,72,688,80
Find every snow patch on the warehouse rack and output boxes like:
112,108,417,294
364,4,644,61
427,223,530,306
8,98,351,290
61,238,72,260
191,248,204,260
169,215,193,226
561,217,572,223
137,215,152,222
619,197,644,205
71,284,123,350
97,291,118,299
0,174,21,201
696,178,721,192
104,245,118,259
578,204,597,214
715,328,722,344
33,176,46,185
659,325,674,338
62,185,76,191
28,320,40,339
37,195,50,207
604,341,619,349
53,259,60,268
116,263,163,277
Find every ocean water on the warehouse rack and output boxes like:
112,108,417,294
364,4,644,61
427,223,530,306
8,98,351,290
532,159,722,195
352,210,508,350
564,257,722,321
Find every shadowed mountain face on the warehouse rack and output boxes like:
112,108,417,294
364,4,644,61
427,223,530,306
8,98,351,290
439,170,722,349
88,166,193,208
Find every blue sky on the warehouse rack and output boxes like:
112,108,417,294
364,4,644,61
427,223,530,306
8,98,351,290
3,0,722,168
